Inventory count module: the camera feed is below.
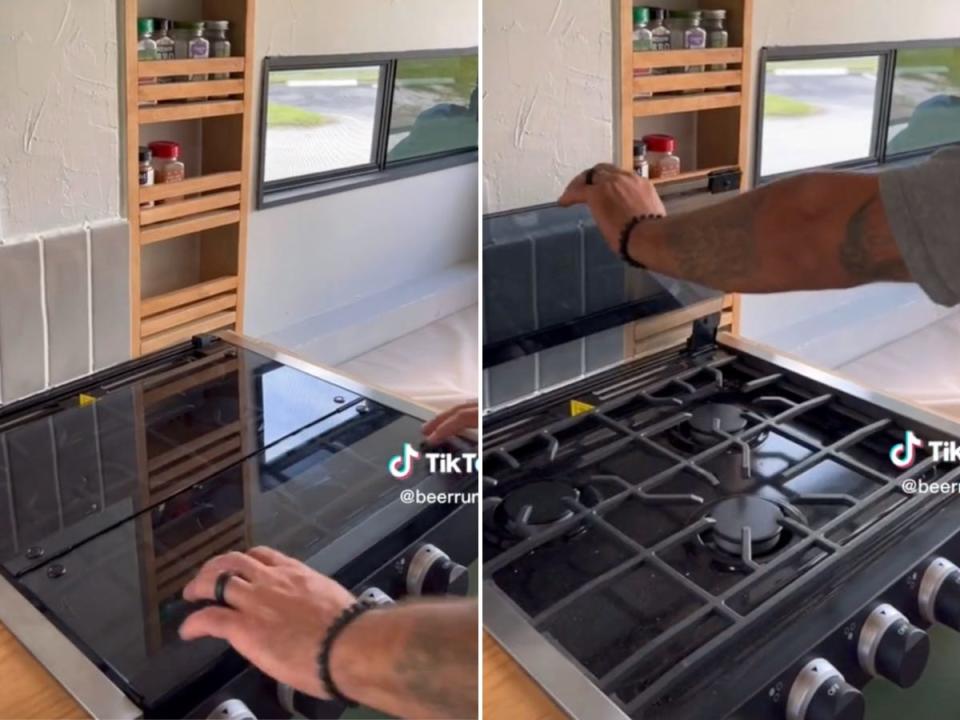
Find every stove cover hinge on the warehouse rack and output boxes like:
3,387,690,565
687,314,720,355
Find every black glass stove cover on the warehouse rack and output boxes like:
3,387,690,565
0,339,473,716
483,203,720,368
482,347,960,717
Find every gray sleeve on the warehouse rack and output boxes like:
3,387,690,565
878,146,960,306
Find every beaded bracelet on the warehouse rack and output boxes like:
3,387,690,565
619,213,664,269
317,600,374,706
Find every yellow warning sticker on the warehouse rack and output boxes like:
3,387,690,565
78,394,96,407
569,399,596,417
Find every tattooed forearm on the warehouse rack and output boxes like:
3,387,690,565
334,600,478,719
394,610,478,718
841,193,910,282
631,172,909,292
653,189,763,287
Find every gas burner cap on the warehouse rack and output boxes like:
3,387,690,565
708,496,783,556
690,403,747,441
501,481,577,528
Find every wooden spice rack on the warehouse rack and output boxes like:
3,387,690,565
616,0,754,339
617,0,754,187
124,0,256,357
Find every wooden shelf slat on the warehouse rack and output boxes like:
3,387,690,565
141,292,237,336
139,78,244,103
141,310,237,355
140,171,243,203
138,57,245,78
139,99,244,124
142,275,239,316
634,69,742,94
140,190,242,226
140,208,240,245
633,91,742,117
634,47,743,70
148,422,241,473
651,165,739,187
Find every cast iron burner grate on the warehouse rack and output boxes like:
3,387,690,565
482,351,960,717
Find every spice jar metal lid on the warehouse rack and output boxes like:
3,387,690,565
174,21,205,30
670,9,703,19
642,134,676,153
138,146,152,163
702,9,728,20
152,18,172,32
649,8,667,22
148,141,181,160
205,20,230,30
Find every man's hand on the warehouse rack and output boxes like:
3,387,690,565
180,547,355,699
423,401,478,445
558,163,667,255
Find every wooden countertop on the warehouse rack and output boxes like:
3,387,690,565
483,632,565,720
0,623,87,719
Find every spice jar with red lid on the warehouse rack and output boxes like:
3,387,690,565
148,141,186,203
642,134,681,179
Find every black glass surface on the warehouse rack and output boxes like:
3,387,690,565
0,343,359,576
16,396,470,714
482,203,720,368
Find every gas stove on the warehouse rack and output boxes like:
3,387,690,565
482,203,960,720
0,333,476,719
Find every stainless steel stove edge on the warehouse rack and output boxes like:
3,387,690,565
483,580,631,720
0,570,141,720
219,331,439,424
719,332,960,438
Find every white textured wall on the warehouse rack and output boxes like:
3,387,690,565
483,0,614,213
244,0,479,339
738,0,960,367
0,0,121,242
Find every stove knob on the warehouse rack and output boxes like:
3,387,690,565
857,603,929,688
405,543,469,597
919,556,960,631
359,587,395,606
786,659,864,720
207,699,257,720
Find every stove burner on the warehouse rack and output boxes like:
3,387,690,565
689,403,747,444
708,496,784,556
501,481,577,528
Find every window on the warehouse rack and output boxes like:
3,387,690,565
887,47,960,156
755,41,960,183
263,64,387,183
258,49,478,208
759,55,883,178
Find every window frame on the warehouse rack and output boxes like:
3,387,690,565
256,47,478,209
754,38,960,185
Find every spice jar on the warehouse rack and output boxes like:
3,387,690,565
205,20,231,78
148,141,186,203
633,140,650,179
138,146,155,208
174,21,210,81
632,7,654,99
137,18,158,103
703,10,729,70
669,10,707,72
643,134,680,179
